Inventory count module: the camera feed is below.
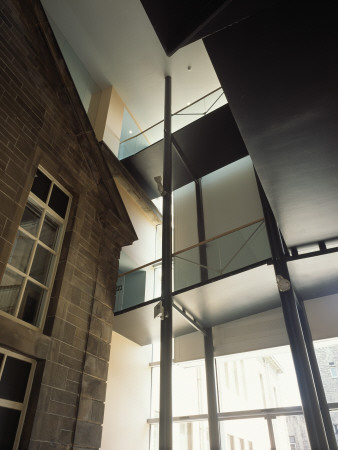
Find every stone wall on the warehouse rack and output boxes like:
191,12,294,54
0,1,136,448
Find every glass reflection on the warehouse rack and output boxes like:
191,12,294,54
18,281,46,325
29,245,53,285
0,269,23,315
8,231,34,273
20,202,41,236
40,215,59,249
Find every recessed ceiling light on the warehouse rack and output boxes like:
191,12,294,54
129,130,133,134
187,102,191,106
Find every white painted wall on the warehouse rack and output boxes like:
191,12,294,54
117,185,157,269
173,182,199,251
173,182,200,290
45,14,99,112
202,156,263,239
174,294,338,362
101,332,152,450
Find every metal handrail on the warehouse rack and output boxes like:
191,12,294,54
118,218,264,278
119,87,224,145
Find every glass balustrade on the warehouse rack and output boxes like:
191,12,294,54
118,88,226,160
114,219,271,313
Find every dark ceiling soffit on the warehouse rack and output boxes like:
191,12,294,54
121,104,248,199
203,0,338,246
140,0,229,56
140,0,279,56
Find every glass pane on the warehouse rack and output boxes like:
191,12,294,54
0,406,21,450
0,269,24,315
173,362,207,416
8,231,34,273
20,202,42,237
31,169,51,202
314,338,338,403
217,347,301,412
0,356,31,402
18,281,47,326
220,418,270,450
29,245,53,285
40,215,59,249
49,184,69,218
276,415,310,450
173,421,209,450
149,422,210,450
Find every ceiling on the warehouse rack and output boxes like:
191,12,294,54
41,0,221,130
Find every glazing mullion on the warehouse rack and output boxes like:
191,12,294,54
13,200,46,318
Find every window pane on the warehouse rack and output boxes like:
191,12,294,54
277,415,310,450
18,281,47,326
31,169,51,202
49,184,69,218
40,215,59,249
0,269,24,315
29,245,54,285
220,418,271,450
0,406,21,450
150,422,210,450
217,348,300,412
8,231,34,273
20,202,42,237
0,356,31,402
314,338,338,402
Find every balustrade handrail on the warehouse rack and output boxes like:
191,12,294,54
118,218,264,278
119,87,224,145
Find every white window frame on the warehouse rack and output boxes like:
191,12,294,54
0,166,71,329
0,346,36,450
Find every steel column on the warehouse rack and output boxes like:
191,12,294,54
195,179,208,282
297,298,338,449
256,175,329,449
159,75,173,450
266,416,276,450
204,328,221,450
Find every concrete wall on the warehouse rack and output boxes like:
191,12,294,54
101,332,152,450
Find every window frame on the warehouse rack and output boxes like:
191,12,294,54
0,346,36,450
0,166,71,329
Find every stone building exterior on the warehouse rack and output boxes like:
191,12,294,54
0,0,137,448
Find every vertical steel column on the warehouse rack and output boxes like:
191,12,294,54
256,175,329,449
159,76,173,450
195,179,208,282
297,298,338,449
204,328,221,450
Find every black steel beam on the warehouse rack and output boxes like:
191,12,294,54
172,302,206,336
159,75,173,450
204,328,221,450
256,175,329,450
296,297,338,450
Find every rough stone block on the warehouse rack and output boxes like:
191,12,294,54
87,334,110,361
84,354,108,380
73,421,102,449
43,361,68,390
77,397,104,424
89,316,112,343
82,373,106,402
